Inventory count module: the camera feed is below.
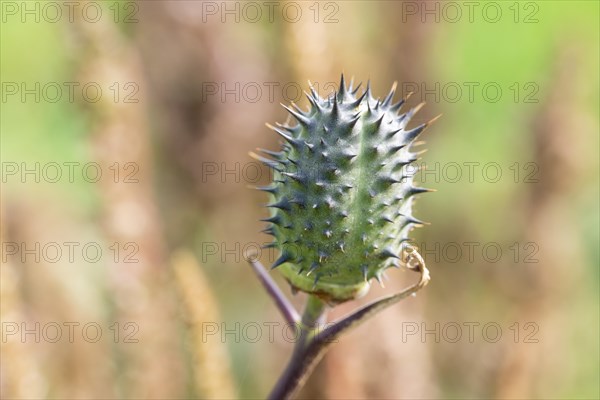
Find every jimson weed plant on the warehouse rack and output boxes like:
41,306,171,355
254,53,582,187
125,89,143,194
247,75,438,399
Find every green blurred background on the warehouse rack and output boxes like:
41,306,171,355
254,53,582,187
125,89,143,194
1,1,598,399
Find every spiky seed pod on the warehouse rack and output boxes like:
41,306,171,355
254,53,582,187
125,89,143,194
255,75,436,303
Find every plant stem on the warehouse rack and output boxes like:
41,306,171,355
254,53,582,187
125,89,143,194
268,295,327,400
247,257,300,325
267,258,430,399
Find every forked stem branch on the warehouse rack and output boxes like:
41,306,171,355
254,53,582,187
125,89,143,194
247,256,300,325
246,245,430,400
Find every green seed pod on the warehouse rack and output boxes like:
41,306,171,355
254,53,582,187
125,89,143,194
255,75,435,303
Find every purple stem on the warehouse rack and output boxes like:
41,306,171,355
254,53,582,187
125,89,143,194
247,258,300,326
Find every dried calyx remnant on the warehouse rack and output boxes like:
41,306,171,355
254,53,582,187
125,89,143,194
253,75,437,304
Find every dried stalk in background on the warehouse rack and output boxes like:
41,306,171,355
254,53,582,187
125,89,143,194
172,250,237,399
70,12,185,399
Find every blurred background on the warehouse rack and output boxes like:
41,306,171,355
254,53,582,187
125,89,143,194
1,1,598,399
